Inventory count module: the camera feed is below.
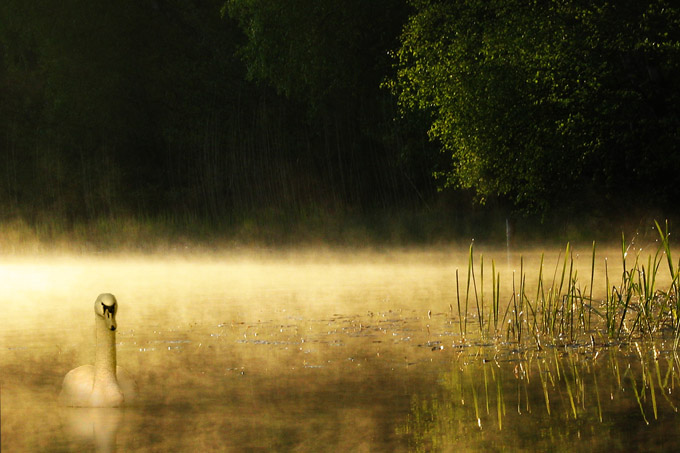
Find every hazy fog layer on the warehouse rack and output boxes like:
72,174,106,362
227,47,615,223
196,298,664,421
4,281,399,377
2,245,677,451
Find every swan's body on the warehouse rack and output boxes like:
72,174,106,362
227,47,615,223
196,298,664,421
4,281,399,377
60,294,137,407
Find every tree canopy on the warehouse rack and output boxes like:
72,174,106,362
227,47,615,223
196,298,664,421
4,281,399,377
388,0,680,213
0,0,678,238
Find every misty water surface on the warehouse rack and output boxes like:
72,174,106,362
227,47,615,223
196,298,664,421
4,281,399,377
2,245,680,451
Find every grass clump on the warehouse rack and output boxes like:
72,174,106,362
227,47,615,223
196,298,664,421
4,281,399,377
453,220,680,348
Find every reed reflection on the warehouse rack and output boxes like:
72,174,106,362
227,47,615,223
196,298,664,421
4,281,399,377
399,345,680,451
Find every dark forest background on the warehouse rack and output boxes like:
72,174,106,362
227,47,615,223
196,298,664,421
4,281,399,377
1,0,679,245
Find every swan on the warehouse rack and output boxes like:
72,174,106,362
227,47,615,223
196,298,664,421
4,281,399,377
59,293,137,407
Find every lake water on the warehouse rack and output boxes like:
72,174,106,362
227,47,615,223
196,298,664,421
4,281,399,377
2,245,680,451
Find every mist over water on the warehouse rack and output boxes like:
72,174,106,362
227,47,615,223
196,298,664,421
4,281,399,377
2,244,680,451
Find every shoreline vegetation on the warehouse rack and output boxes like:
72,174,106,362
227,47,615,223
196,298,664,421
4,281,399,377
0,211,674,254
2,2,679,240
452,220,680,349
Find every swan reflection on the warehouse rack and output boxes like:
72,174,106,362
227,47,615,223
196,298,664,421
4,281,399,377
60,407,123,453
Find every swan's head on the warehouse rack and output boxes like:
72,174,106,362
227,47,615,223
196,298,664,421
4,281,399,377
95,293,118,331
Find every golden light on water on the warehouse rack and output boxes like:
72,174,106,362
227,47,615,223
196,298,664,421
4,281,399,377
2,244,679,450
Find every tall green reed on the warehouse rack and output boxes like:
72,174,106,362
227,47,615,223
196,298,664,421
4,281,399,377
451,221,680,347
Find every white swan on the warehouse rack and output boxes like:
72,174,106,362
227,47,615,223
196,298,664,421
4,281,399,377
59,293,137,407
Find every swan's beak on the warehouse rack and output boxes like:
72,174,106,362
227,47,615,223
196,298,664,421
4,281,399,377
103,310,117,331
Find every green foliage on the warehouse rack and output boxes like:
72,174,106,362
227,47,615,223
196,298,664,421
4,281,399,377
389,0,680,213
453,223,680,346
2,0,679,232
225,0,407,111
223,0,438,215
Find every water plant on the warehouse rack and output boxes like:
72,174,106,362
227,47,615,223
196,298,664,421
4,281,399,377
453,221,680,348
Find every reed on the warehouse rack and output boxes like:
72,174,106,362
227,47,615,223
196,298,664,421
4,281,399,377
588,241,596,331
491,259,500,336
451,221,680,347
455,269,463,336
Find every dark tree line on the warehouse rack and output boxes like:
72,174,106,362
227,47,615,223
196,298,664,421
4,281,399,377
1,0,678,234
0,0,436,228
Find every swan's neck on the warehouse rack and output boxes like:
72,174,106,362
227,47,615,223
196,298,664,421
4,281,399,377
94,316,117,380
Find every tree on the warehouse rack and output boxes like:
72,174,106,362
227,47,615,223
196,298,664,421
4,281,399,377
388,0,680,214
225,0,435,211
225,0,406,110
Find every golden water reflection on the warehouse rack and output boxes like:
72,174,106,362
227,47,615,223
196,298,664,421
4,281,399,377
2,247,679,451
400,345,680,451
